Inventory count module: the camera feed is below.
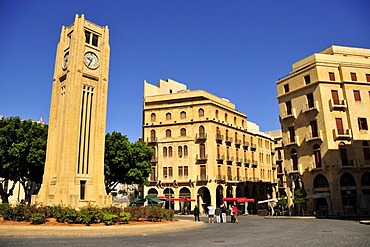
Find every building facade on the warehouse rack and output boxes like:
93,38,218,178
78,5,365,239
276,46,370,214
32,15,111,207
143,79,277,213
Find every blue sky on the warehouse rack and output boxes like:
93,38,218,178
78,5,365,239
0,0,369,141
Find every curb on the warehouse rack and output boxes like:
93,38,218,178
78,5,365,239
264,216,316,219
359,220,370,225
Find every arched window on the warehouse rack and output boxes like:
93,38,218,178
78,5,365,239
361,172,370,186
166,112,172,120
150,130,156,141
314,174,329,188
199,126,205,137
234,117,237,125
184,145,188,157
340,172,356,186
242,120,245,128
180,128,186,136
217,145,220,156
291,149,298,171
225,113,228,122
168,146,173,157
235,132,238,141
313,144,322,168
166,129,172,138
216,127,221,135
147,188,159,196
198,108,204,117
150,113,156,122
163,147,168,157
363,141,370,161
215,110,219,119
180,111,186,119
226,129,229,139
178,146,183,158
200,144,206,159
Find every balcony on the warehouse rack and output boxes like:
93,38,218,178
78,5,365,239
236,157,243,166
235,139,241,148
276,158,283,164
216,175,226,182
215,134,223,144
244,159,251,167
271,150,276,155
341,159,356,167
196,175,208,182
306,130,323,142
329,99,347,111
226,156,234,164
281,108,296,120
151,157,158,164
333,128,352,141
242,141,249,150
216,154,225,163
289,163,303,175
195,133,207,143
225,137,233,146
302,101,319,113
251,161,258,168
250,144,257,151
147,137,158,145
284,136,300,146
196,154,208,163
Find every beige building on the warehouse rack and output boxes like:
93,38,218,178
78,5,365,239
143,79,277,213
276,45,370,215
32,15,111,207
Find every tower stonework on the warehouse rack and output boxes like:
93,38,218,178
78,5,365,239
32,15,111,207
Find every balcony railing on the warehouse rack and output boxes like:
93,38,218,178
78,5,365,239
151,157,158,164
341,159,356,167
216,154,225,161
250,144,257,151
303,101,319,113
216,175,226,181
306,130,322,142
285,136,300,146
196,154,208,163
226,156,234,163
225,137,233,145
236,157,243,166
251,161,258,168
281,108,296,120
197,175,208,182
235,139,241,148
195,133,207,142
242,141,249,150
329,99,347,111
215,134,223,143
333,128,352,141
147,137,158,145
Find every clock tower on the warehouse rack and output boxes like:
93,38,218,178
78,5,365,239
32,15,111,207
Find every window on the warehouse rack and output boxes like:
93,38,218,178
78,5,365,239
225,113,228,122
80,180,86,200
199,126,205,138
366,74,370,82
180,111,186,119
314,174,328,188
291,149,298,171
180,128,186,136
336,118,344,135
358,118,368,130
199,144,206,158
163,167,173,178
178,146,183,158
339,142,348,166
178,166,189,177
151,113,156,122
313,144,322,168
168,146,173,157
198,108,204,117
329,72,335,81
288,126,295,143
215,110,219,119
310,120,318,138
165,129,172,137
184,145,188,157
283,84,290,93
286,101,292,115
354,90,361,101
242,120,245,128
363,141,370,160
234,117,237,125
331,90,340,104
166,112,172,120
163,147,168,157
150,130,156,141
307,93,314,108
304,75,311,85
85,30,98,47
350,72,357,81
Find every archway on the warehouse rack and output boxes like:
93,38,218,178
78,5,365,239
197,187,211,214
236,186,242,197
313,174,330,213
147,188,158,196
361,172,370,210
179,187,192,213
163,188,174,210
340,172,357,210
216,185,224,207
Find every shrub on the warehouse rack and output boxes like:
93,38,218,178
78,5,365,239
102,212,118,225
66,208,79,223
78,205,101,225
30,213,46,225
164,209,174,221
119,211,131,224
147,206,164,222
0,203,12,219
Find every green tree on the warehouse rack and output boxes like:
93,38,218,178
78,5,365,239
104,132,153,193
294,188,307,215
0,117,47,203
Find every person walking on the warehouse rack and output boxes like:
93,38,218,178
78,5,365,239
221,206,227,223
193,206,200,221
215,207,221,223
207,204,215,223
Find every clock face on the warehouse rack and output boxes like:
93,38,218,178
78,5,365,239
84,52,99,69
62,52,69,69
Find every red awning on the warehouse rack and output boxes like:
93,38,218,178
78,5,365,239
222,197,255,203
155,196,195,202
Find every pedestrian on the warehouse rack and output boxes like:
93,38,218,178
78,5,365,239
194,206,200,221
232,205,239,223
207,204,215,223
221,206,227,223
215,207,221,223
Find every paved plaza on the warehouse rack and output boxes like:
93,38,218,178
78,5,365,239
0,215,369,247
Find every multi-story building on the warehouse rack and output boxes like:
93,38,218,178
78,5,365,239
143,79,277,213
276,45,370,215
